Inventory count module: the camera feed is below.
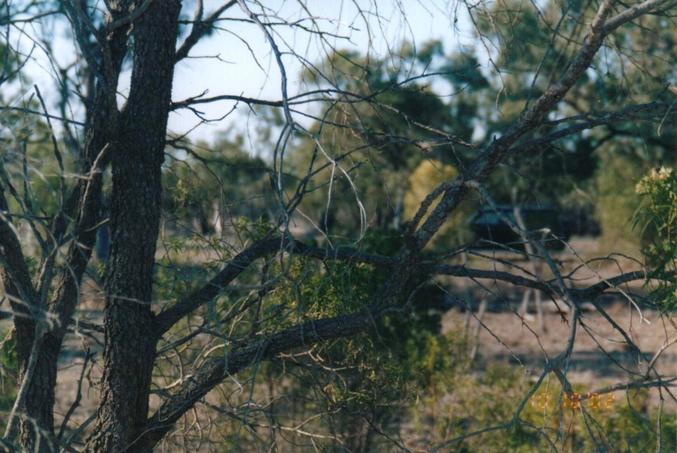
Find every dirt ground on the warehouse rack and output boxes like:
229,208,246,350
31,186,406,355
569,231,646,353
438,236,677,409
445,302,677,383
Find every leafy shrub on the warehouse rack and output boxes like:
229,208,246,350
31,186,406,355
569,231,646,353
635,166,677,311
0,328,18,432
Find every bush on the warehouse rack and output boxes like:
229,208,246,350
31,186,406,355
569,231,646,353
635,166,677,311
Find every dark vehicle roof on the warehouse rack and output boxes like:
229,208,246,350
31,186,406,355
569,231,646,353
471,204,557,227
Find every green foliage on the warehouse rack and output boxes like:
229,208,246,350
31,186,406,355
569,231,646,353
287,46,485,244
0,334,17,371
593,151,647,253
635,166,677,311
465,0,677,215
222,229,468,448
440,52,489,91
416,368,676,452
0,107,71,222
521,386,677,453
287,14,675,246
404,159,474,246
163,137,273,234
0,329,18,432
411,365,532,450
232,216,275,242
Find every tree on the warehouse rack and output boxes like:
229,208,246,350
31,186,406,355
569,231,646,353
0,1,675,451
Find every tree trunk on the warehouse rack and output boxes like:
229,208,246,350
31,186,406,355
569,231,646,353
0,190,52,448
85,2,180,451
11,18,130,449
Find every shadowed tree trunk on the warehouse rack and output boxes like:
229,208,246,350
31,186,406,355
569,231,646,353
2,10,131,449
84,2,181,451
0,190,46,446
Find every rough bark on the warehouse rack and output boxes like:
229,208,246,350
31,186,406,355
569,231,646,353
84,2,181,451
0,192,39,363
0,189,47,444
11,17,130,451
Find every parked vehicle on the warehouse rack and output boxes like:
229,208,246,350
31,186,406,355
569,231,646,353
470,204,570,250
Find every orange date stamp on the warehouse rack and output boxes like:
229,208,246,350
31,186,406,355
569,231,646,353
530,391,615,411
